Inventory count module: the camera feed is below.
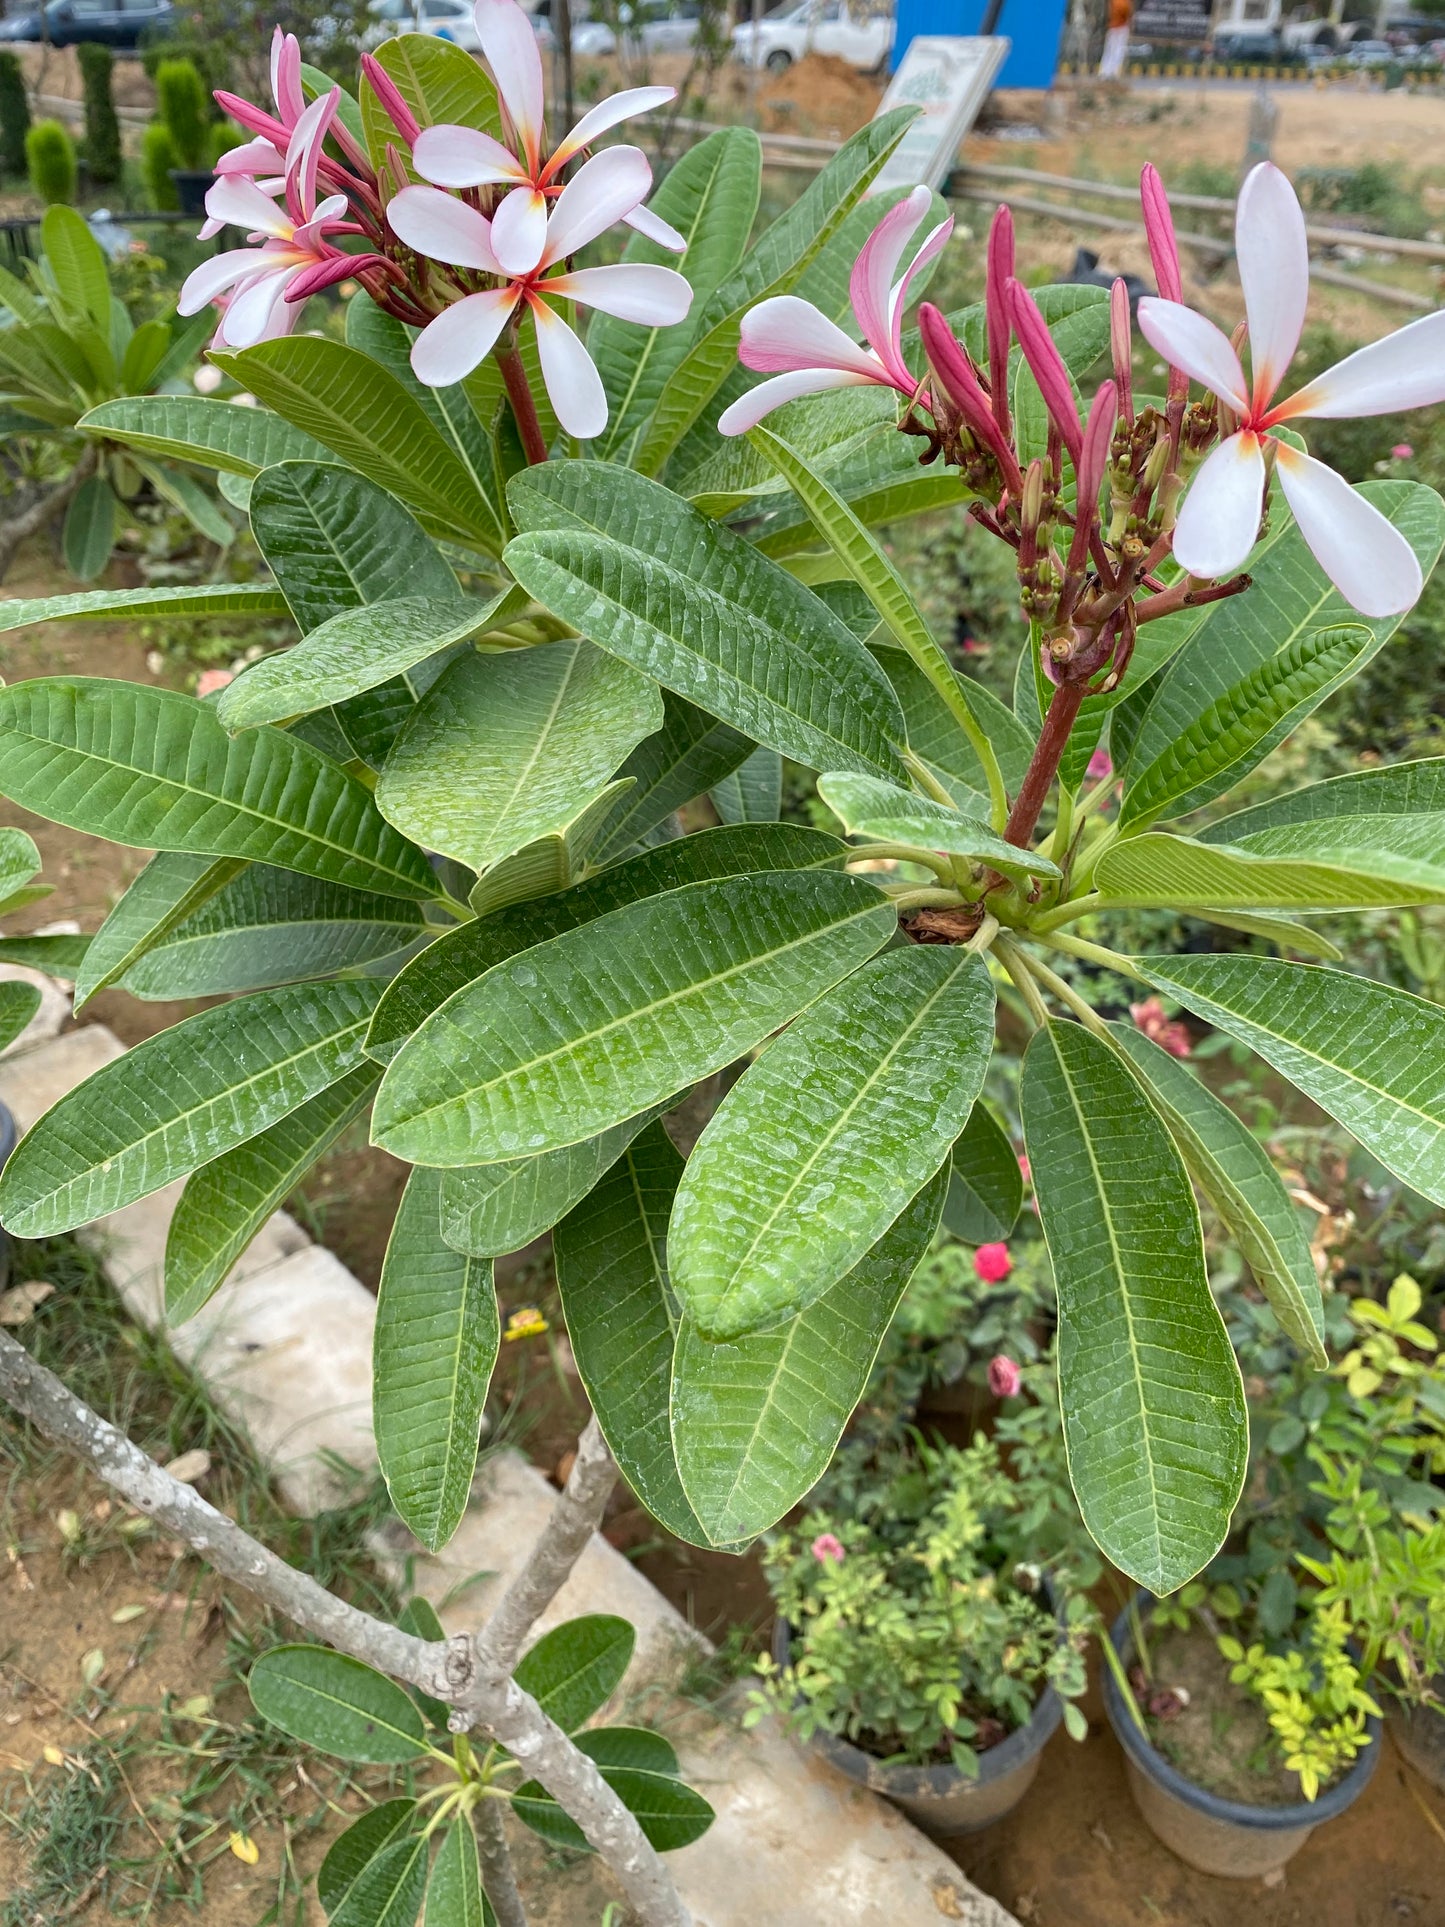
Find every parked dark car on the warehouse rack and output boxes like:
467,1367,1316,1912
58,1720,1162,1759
1209,27,1283,59
0,0,174,50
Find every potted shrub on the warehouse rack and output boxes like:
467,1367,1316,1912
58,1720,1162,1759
750,1431,1091,1837
150,56,219,215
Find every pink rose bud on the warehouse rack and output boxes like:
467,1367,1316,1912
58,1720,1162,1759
811,1533,845,1565
1086,747,1114,782
974,1242,1013,1283
196,669,235,698
1017,1153,1031,1184
1392,443,1414,460
988,1355,1022,1398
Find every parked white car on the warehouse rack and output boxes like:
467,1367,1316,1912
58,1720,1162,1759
364,0,482,51
731,0,892,74
569,0,706,56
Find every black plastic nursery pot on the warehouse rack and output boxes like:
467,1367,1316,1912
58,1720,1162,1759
1388,1691,1445,1794
771,1607,1063,1839
1102,1599,1382,1879
169,168,217,217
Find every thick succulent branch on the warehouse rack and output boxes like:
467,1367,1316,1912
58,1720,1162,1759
0,1333,689,1927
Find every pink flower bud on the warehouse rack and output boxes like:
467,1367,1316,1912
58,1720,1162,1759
1140,164,1183,305
1008,280,1083,468
1086,747,1114,782
811,1533,845,1565
360,52,420,146
985,204,1015,438
918,302,1018,483
1110,277,1134,424
1017,1153,1031,1184
988,1355,1022,1398
1068,378,1118,571
1392,443,1414,460
974,1242,1013,1283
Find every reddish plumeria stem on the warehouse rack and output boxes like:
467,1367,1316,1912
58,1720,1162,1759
497,346,548,466
1005,678,1087,848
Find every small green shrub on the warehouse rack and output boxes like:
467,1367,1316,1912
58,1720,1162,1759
25,119,76,207
77,42,122,187
141,119,179,210
154,57,208,170
0,47,29,179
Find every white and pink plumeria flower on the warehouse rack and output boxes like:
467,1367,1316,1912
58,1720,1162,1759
718,186,952,436
179,90,369,351
411,0,684,276
388,144,692,439
1139,161,1445,617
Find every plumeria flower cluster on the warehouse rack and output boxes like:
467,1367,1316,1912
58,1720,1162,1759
718,156,1445,706
178,0,690,441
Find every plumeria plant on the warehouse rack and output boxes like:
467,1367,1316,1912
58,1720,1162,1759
3,2,1445,1910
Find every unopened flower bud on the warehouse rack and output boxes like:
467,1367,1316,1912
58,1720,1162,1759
1020,458,1045,535
985,204,1015,439
988,1354,1022,1397
1110,277,1134,424
975,1243,1013,1284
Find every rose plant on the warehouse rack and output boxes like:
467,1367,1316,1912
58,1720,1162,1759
1,5,1445,1913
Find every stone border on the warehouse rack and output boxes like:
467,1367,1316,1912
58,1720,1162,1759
0,997,1018,1927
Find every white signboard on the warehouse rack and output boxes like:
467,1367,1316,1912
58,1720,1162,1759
870,35,1011,195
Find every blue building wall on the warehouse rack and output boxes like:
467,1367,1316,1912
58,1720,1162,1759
891,0,1069,88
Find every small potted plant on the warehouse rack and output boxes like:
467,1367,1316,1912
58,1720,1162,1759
749,1430,1091,1838
1294,1274,1445,1790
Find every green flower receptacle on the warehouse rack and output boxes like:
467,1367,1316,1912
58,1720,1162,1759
1102,1599,1381,1880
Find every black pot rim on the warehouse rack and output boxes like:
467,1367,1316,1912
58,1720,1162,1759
771,1575,1065,1796
1102,1595,1382,1830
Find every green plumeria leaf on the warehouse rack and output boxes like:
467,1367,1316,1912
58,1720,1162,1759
317,1802,418,1919
710,745,781,825
248,460,459,633
1021,1020,1247,1594
0,680,435,900
671,1164,947,1544
553,1121,709,1544
375,1167,499,1552
165,1064,380,1325
511,1615,633,1733
512,1750,713,1854
943,1102,1024,1244
0,933,89,974
1114,479,1445,789
375,641,663,874
1107,1023,1326,1366
671,945,994,1338
373,872,895,1166
588,691,754,862
1204,754,1445,842
594,126,762,463
248,1646,430,1762
211,336,503,550
217,594,520,731
79,394,332,475
1117,625,1371,833
119,867,425,999
441,1107,661,1260
331,1835,430,1927
0,982,41,1053
1095,831,1445,912
504,463,907,782
365,823,846,1064
1138,953,1445,1209
72,853,245,1011
425,1817,491,1927
0,982,380,1237
816,771,1059,879
0,827,40,897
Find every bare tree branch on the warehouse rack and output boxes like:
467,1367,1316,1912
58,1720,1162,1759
477,1415,619,1677
0,1332,691,1927
474,1796,528,1927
